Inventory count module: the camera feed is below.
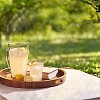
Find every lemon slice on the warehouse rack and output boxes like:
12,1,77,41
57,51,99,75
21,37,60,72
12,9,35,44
18,47,28,52
29,59,37,67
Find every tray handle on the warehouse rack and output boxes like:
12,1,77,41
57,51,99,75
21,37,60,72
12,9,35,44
55,79,63,84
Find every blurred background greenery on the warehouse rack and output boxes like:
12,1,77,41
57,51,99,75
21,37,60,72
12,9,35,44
0,0,100,77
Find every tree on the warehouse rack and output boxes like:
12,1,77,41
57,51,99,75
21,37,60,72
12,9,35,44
0,0,40,47
82,0,100,22
0,0,99,47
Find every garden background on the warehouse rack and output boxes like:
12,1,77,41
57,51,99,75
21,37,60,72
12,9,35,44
0,0,100,77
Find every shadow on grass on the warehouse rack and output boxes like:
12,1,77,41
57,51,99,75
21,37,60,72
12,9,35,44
29,38,100,57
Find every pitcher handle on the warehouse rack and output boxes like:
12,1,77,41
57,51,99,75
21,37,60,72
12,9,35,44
6,49,10,68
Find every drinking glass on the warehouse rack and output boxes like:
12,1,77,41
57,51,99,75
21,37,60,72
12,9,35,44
29,60,43,81
7,42,29,77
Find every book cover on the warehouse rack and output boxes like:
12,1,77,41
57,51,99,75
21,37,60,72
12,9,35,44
42,67,58,79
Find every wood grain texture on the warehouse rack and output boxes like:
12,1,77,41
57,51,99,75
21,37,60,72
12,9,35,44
0,67,66,89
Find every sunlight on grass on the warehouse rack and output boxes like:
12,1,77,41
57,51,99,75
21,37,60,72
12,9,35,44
60,52,100,58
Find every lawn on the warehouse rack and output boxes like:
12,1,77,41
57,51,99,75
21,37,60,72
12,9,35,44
0,32,100,77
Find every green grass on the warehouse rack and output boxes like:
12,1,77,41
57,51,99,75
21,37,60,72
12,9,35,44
0,32,100,77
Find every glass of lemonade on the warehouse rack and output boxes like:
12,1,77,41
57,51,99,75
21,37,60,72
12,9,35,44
7,42,29,77
29,60,43,81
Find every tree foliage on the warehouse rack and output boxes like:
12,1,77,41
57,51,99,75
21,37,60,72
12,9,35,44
81,0,100,21
0,0,100,47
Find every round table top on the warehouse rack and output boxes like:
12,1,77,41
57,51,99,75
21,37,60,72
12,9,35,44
0,67,100,100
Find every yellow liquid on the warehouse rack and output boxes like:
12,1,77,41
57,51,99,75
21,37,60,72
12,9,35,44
9,48,28,77
29,63,43,81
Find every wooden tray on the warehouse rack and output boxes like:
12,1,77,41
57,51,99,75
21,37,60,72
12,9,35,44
0,67,66,89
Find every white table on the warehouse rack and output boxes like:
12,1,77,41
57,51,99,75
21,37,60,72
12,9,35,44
0,68,100,100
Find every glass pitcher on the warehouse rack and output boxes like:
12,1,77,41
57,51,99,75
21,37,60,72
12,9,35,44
7,42,29,77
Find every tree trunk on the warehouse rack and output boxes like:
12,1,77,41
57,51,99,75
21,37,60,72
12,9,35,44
6,24,11,41
0,32,2,47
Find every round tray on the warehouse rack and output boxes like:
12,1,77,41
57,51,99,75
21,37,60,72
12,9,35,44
0,67,66,89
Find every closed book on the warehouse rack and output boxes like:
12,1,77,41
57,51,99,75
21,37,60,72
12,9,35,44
42,67,58,79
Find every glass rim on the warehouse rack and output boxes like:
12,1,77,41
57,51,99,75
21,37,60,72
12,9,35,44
8,42,29,49
8,42,29,45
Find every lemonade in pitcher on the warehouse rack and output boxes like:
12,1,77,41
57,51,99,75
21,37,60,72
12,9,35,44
8,42,28,77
